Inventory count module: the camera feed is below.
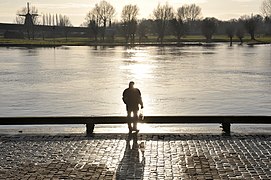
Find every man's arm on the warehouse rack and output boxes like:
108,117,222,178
137,89,144,108
122,89,127,104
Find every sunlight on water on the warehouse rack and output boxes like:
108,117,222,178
120,63,154,79
132,64,153,79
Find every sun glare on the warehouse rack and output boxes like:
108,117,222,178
121,48,154,79
120,48,156,116
131,64,152,78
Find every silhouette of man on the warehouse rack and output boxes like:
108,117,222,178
122,81,143,133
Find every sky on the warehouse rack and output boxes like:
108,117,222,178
0,0,264,26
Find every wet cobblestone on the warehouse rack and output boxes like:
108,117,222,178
0,133,270,179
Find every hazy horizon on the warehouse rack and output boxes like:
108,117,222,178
0,0,264,26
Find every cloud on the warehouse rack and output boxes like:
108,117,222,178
175,0,208,4
231,0,254,2
37,3,91,10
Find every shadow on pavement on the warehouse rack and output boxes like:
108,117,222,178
116,132,145,180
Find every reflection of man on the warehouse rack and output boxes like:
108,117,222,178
122,81,144,133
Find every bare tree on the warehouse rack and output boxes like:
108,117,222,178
263,16,271,35
14,16,24,24
236,17,246,44
43,14,50,26
153,3,174,44
201,17,218,43
225,20,236,46
46,14,49,26
59,15,72,41
56,14,59,26
177,4,202,22
170,18,186,43
41,13,72,40
241,14,262,40
122,5,139,22
261,1,271,35
121,4,139,43
85,9,101,41
137,20,152,43
261,0,271,17
49,14,52,26
236,27,245,45
42,14,72,27
58,15,72,27
94,0,116,40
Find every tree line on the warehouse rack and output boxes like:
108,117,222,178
82,0,271,44
15,0,271,44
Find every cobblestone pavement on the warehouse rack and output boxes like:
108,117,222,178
0,133,270,180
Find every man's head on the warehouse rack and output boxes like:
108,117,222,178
129,81,135,88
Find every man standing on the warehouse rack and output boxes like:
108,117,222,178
122,81,144,133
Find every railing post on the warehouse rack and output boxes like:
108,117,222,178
222,118,231,134
86,123,95,135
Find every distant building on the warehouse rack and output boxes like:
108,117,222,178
4,30,24,39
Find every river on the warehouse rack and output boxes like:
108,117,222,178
1,44,271,117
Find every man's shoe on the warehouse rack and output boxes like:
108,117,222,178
132,128,139,133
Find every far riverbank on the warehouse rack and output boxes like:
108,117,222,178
0,35,270,47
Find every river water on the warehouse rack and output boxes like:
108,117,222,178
1,44,271,117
